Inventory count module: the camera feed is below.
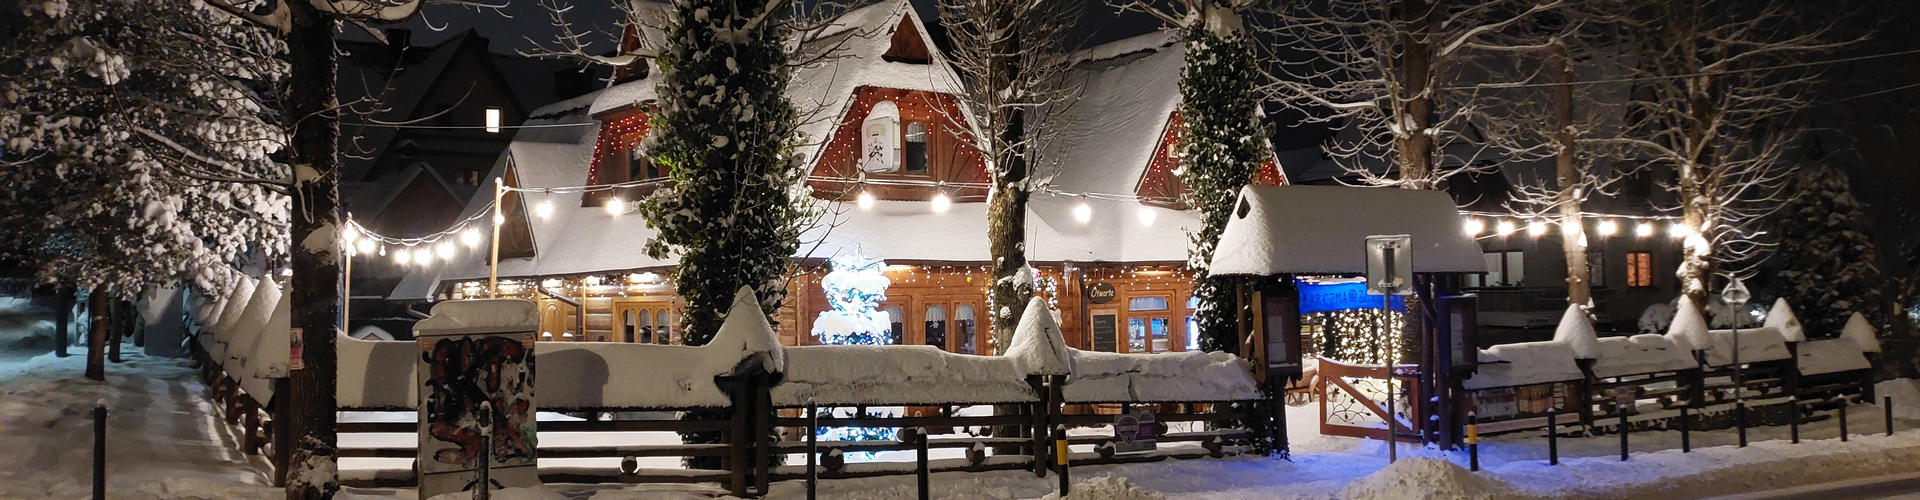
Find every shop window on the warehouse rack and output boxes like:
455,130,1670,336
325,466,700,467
1480,250,1524,287
1128,317,1172,353
955,304,977,354
904,121,929,175
925,304,947,349
1129,296,1169,312
882,305,905,345
655,309,673,345
1626,251,1654,287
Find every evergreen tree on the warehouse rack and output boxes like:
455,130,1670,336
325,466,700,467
1178,26,1272,353
1770,163,1883,335
639,0,811,346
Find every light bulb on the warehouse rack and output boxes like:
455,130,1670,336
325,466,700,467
1463,218,1484,236
1635,222,1654,238
460,227,480,248
355,238,375,255
1668,222,1690,239
535,200,554,219
492,214,505,225
1597,219,1618,236
1496,220,1517,235
394,247,412,266
605,197,624,216
1527,220,1548,237
1072,203,1092,223
342,224,360,245
930,192,951,213
436,241,454,260
1136,207,1156,227
856,191,875,210
378,245,386,256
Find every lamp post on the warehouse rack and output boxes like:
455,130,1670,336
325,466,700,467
1723,277,1751,405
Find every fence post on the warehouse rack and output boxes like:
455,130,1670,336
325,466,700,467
1737,401,1748,448
1887,396,1895,436
92,399,106,500
1680,405,1691,453
476,400,493,500
915,428,930,500
1617,404,1629,461
1055,425,1069,498
1840,398,1850,441
807,401,817,500
1466,411,1478,472
1546,409,1558,466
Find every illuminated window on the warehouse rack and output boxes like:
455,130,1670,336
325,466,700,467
1479,250,1525,287
925,304,947,349
1129,296,1169,311
1626,251,1654,287
903,121,929,175
485,107,502,133
955,304,977,354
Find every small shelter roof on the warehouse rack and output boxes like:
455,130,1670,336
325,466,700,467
1208,185,1486,276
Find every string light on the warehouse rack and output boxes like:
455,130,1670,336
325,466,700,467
1072,202,1092,223
1496,220,1517,235
856,190,875,210
460,227,480,248
1463,218,1484,236
1668,222,1690,239
1635,222,1654,238
1136,206,1156,227
394,247,411,266
355,238,375,255
436,241,455,261
1526,220,1548,237
1597,219,1618,236
930,191,951,213
536,200,554,219
342,224,360,246
605,197,625,216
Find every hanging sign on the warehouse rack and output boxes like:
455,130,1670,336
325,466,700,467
860,100,901,173
1365,234,1415,296
1112,411,1157,453
1087,282,1118,304
289,327,304,371
1298,282,1405,314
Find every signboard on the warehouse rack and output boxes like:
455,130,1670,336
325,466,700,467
288,327,304,371
1087,282,1118,304
1112,411,1157,453
860,100,900,173
1262,293,1302,376
1365,235,1414,296
1298,281,1407,314
1091,312,1118,352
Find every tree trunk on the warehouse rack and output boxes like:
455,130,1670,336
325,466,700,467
1677,174,1711,307
54,285,73,358
1395,0,1436,190
86,289,105,381
283,4,343,498
107,299,123,363
987,108,1032,354
1553,46,1592,309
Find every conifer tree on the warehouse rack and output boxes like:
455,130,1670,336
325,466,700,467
1770,164,1883,335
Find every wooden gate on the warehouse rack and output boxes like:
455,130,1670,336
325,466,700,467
1316,358,1423,441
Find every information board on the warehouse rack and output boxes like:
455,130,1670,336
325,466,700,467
1091,313,1117,352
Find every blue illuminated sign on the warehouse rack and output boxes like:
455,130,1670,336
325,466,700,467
1297,281,1406,314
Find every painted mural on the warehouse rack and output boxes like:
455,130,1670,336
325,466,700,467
420,335,537,474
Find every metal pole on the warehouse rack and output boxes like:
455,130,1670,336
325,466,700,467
1383,294,1395,464
807,402,817,500
343,213,352,335
1467,412,1479,472
92,399,106,500
1547,409,1559,466
1887,396,1896,436
916,428,930,500
1737,401,1748,447
1055,426,1070,497
1840,398,1850,441
1680,405,1691,453
1618,404,1629,461
1790,397,1800,444
489,177,504,296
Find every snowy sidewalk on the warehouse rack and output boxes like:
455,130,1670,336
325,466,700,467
0,350,277,500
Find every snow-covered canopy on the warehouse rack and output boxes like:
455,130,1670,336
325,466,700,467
1666,296,1712,351
774,345,1037,406
1464,341,1585,390
1591,334,1698,379
1701,327,1793,367
1006,297,1073,376
1797,338,1872,376
414,298,541,337
1552,305,1601,360
1209,185,1486,276
1842,313,1881,353
1061,349,1261,403
1764,298,1805,342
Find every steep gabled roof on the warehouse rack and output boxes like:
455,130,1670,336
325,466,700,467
1034,31,1185,197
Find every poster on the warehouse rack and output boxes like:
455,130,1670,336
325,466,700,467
419,336,537,475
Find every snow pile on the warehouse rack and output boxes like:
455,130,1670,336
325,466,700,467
1764,298,1806,342
1005,297,1073,376
1464,341,1584,390
706,286,786,375
774,345,1036,405
223,277,281,372
1701,327,1792,367
1875,379,1920,420
1061,349,1261,403
336,332,419,409
1842,313,1881,353
1591,334,1699,378
210,275,257,345
413,298,541,335
545,287,786,409
426,485,568,500
1031,475,1165,500
1797,339,1872,375
1552,305,1601,360
1638,302,1674,334
1339,457,1514,500
247,290,291,379
1665,296,1711,351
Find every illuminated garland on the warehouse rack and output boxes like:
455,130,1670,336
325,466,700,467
1304,309,1410,365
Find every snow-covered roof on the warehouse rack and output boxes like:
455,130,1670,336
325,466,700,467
1591,334,1698,379
1034,31,1184,197
787,0,964,166
1701,327,1792,367
1797,338,1871,376
1842,313,1881,353
1764,298,1805,342
1464,341,1585,390
1552,305,1601,360
1061,349,1262,403
1208,185,1487,275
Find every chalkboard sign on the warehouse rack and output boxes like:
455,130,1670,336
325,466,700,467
1091,313,1118,352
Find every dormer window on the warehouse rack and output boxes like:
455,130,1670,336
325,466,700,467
904,121,929,175
626,144,660,181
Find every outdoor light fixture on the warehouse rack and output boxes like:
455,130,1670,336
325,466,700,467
857,190,876,210
1137,206,1156,227
1635,222,1654,237
1527,220,1548,237
1669,222,1690,239
1597,219,1618,236
342,224,360,246
605,197,625,216
436,241,454,261
930,191,951,213
394,247,412,266
1463,218,1484,236
1496,220,1517,235
1073,202,1092,223
535,200,554,219
355,238,375,255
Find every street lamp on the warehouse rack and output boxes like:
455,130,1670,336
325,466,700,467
1722,276,1752,413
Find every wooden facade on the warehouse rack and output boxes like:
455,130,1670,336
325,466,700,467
806,87,991,202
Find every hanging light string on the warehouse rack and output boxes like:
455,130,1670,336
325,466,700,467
345,198,498,247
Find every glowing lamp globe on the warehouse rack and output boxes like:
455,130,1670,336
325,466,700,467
1463,218,1484,236
1072,203,1092,223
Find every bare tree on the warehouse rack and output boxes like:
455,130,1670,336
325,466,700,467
936,0,1081,352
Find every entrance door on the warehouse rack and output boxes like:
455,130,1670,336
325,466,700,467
1126,296,1173,353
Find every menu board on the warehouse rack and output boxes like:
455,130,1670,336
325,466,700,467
1091,313,1118,352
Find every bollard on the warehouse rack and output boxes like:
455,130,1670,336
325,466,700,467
1680,405,1691,453
915,428,930,500
1737,401,1748,448
92,399,106,500
807,402,818,500
1547,409,1559,466
1618,405,1629,461
1467,412,1479,472
1055,425,1070,498
1840,398,1850,441
1887,396,1896,436
1791,397,1800,444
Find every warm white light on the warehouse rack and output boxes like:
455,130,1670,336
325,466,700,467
856,191,875,210
342,224,360,245
605,197,625,216
535,200,554,219
1496,220,1517,235
1072,203,1092,223
930,192,951,213
355,238,375,255
436,241,454,261
1527,220,1548,237
394,247,412,266
1668,222,1690,239
460,227,480,248
1635,222,1654,238
493,214,506,225
1463,218,1484,236
1136,207,1156,227
378,245,387,256
1597,219,1618,236
484,107,502,133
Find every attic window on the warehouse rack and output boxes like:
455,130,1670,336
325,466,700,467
882,17,932,64
485,107,502,133
904,121,929,175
